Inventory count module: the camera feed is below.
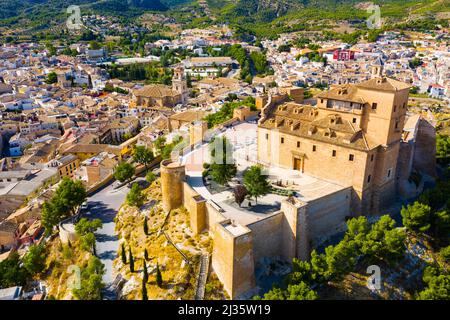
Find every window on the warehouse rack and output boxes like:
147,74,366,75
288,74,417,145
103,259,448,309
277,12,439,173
320,99,324,103
349,154,354,161
367,175,371,183
403,103,406,109
387,169,391,178
371,154,374,162
395,120,399,129
265,133,268,140
312,145,317,152
394,105,397,112
281,137,284,144
297,141,300,148
352,118,357,123
372,103,377,110
332,150,336,157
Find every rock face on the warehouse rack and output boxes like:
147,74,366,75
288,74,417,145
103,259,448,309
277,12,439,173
233,0,300,20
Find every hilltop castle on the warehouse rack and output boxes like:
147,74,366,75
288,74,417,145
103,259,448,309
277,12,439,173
258,62,411,215
158,68,436,299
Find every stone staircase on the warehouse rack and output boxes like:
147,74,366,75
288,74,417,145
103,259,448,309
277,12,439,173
194,254,210,300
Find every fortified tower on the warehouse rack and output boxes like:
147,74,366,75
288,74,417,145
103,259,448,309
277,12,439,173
160,159,186,212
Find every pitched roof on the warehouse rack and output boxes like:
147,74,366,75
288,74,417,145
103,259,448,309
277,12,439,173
356,77,411,92
133,85,177,98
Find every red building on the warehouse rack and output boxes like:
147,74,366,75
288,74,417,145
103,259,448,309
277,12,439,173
333,49,355,61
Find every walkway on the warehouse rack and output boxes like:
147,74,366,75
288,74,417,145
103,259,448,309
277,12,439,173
84,181,130,300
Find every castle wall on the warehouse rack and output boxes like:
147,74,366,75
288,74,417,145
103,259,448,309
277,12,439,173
211,220,256,299
413,118,437,178
160,160,185,212
306,187,351,246
246,213,284,264
183,182,206,234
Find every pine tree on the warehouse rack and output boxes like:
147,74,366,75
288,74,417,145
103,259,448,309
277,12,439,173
143,216,148,236
121,243,127,264
129,248,134,273
142,278,148,301
143,260,148,283
156,263,163,287
144,248,149,261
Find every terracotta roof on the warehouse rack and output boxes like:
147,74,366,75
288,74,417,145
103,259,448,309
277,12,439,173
170,110,207,123
259,102,373,151
133,85,177,98
355,77,411,92
0,220,18,233
317,85,366,104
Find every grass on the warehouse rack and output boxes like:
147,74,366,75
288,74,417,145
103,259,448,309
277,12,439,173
42,239,92,300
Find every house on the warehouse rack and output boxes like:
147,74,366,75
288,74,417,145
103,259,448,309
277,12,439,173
0,286,22,300
53,154,80,179
0,220,20,250
429,84,445,99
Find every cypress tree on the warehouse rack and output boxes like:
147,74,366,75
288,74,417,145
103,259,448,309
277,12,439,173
129,248,134,273
144,248,149,261
156,263,163,288
121,243,127,264
142,278,148,301
143,259,148,283
143,216,148,236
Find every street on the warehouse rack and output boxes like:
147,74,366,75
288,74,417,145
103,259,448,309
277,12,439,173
84,181,129,299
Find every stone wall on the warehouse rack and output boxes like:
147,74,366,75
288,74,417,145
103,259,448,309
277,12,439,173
246,213,284,264
160,160,185,212
211,220,256,299
413,118,437,178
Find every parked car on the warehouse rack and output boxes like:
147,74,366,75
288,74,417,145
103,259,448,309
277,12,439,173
80,201,89,211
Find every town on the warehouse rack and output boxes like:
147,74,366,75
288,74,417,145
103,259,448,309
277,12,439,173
0,5,449,302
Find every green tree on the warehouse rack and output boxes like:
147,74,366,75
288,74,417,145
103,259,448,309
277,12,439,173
436,135,450,165
126,183,146,207
121,243,127,264
75,218,102,253
418,267,450,300
75,218,102,236
143,259,148,283
42,178,87,233
286,283,318,300
72,256,105,300
362,215,406,263
209,137,237,185
114,162,135,183
260,287,285,300
22,244,46,275
45,72,58,84
142,278,148,300
145,171,156,184
401,202,432,233
156,263,162,287
89,40,102,50
133,146,154,169
440,246,450,263
324,240,358,279
0,252,28,287
129,248,135,273
143,216,149,236
154,136,166,155
243,166,270,203
431,209,450,241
